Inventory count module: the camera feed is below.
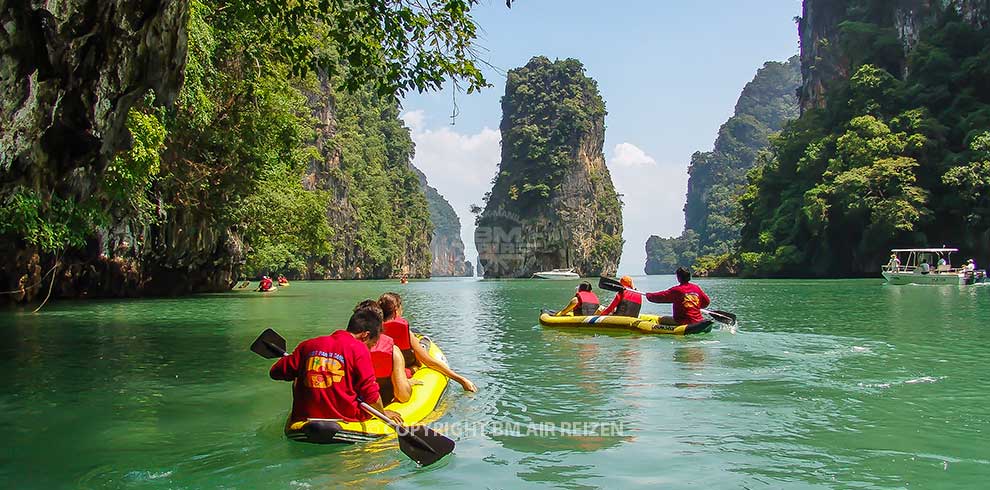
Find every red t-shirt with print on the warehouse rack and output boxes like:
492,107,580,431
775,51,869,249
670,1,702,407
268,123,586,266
269,330,380,423
645,282,710,324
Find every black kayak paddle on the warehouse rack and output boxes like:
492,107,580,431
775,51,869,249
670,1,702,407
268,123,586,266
250,328,456,466
597,276,738,326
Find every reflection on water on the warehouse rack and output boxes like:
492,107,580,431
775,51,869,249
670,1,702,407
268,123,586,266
1,277,988,488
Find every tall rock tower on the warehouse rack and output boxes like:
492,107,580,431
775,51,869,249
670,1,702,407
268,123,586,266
475,57,623,278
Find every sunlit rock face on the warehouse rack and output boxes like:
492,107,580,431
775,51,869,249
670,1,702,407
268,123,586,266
476,56,622,278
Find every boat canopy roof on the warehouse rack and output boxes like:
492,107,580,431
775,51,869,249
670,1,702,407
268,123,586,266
890,248,958,252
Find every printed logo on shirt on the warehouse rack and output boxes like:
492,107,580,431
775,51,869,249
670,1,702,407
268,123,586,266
682,293,700,309
305,354,345,389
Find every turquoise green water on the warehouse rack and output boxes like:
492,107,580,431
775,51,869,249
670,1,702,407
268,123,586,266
1,277,988,489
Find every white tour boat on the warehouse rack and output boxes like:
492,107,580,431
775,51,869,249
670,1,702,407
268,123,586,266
533,268,580,280
882,248,986,285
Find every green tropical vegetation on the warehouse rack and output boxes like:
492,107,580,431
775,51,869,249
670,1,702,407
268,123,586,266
477,56,622,277
738,7,990,276
2,0,489,295
492,56,608,208
645,56,800,274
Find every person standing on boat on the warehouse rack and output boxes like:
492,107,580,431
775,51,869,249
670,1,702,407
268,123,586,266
269,305,402,427
965,259,976,272
887,254,901,271
598,276,642,317
556,281,600,317
645,267,710,326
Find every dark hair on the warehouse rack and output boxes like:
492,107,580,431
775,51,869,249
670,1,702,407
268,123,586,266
378,292,402,320
578,281,592,292
675,267,691,284
347,306,383,340
353,299,383,321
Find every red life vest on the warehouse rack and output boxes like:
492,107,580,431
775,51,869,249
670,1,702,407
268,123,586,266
614,290,643,317
369,334,395,378
383,318,417,367
575,290,600,316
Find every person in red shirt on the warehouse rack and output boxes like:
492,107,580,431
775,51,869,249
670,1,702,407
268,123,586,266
645,267,710,325
258,275,274,291
269,305,402,429
555,281,600,316
599,276,643,317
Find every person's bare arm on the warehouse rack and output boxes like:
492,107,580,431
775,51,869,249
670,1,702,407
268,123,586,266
557,297,579,316
390,346,414,403
410,331,478,392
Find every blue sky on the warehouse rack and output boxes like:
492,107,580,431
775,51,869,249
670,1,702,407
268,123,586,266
402,0,802,275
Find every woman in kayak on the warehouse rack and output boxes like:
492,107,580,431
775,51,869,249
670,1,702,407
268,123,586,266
598,276,642,317
555,281,600,316
355,300,419,405
378,292,478,393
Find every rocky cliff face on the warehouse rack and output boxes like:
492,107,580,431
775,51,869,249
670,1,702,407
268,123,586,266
645,56,801,275
0,0,190,301
301,78,433,280
0,1,437,304
413,168,472,277
475,57,622,278
798,0,990,111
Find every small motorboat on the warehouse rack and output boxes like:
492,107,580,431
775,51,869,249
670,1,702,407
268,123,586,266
533,268,579,280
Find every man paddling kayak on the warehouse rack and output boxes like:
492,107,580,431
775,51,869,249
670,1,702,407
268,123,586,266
645,267,710,325
269,305,402,427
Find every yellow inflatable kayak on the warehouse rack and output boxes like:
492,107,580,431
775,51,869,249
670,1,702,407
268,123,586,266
539,310,713,335
287,334,450,443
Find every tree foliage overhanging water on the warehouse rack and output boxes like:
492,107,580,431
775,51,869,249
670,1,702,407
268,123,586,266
1,0,492,299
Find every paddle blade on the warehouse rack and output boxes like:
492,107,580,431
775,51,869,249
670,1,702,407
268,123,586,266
397,425,456,467
598,276,623,292
704,309,737,326
251,328,287,358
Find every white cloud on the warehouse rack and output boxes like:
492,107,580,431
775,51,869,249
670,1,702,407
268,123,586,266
403,110,501,265
400,109,426,132
607,143,688,275
610,142,658,167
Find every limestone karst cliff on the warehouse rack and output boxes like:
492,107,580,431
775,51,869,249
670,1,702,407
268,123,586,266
475,56,622,278
645,56,801,275
739,0,990,276
0,1,442,302
413,168,472,277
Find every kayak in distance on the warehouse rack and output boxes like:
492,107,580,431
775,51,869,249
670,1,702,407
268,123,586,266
286,334,450,444
539,310,714,335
